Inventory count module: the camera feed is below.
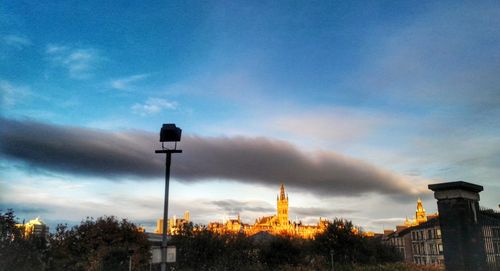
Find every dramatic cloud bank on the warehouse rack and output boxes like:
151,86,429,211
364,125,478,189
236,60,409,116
0,117,426,197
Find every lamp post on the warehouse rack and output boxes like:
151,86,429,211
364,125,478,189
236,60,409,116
330,249,334,271
128,249,134,271
155,124,182,271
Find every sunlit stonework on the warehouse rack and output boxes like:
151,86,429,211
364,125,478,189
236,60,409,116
155,184,327,238
208,184,328,238
403,198,438,227
15,217,49,238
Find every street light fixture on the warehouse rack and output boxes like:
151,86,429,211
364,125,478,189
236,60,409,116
155,123,182,271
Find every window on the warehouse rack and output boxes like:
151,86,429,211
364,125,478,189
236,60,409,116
495,242,500,254
437,228,441,238
428,229,433,239
438,244,443,255
493,228,500,238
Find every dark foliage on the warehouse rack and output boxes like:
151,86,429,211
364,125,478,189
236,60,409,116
47,216,151,271
165,219,401,270
2,210,402,271
0,210,150,271
168,223,258,270
0,209,47,271
315,218,402,267
258,235,303,269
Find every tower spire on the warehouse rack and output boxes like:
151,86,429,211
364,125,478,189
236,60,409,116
280,183,286,200
415,197,427,224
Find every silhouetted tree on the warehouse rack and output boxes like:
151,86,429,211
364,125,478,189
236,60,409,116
0,209,47,271
314,218,402,268
47,216,150,271
315,218,364,266
259,235,302,269
169,224,259,270
361,236,402,264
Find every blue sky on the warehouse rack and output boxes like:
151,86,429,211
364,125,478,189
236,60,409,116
1,1,499,232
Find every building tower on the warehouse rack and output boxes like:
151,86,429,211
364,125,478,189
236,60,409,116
415,198,427,224
277,184,289,227
16,217,49,238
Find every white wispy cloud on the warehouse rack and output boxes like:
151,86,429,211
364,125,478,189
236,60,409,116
2,35,31,49
45,44,101,79
110,74,150,90
0,80,31,107
131,98,177,116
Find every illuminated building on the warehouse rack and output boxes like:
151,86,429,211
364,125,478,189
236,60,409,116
384,198,500,268
403,198,434,227
208,184,327,239
155,211,190,235
15,217,49,238
154,184,327,238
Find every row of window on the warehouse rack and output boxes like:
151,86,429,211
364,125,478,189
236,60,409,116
411,228,441,241
414,256,443,265
491,228,500,238
390,237,404,247
412,242,443,255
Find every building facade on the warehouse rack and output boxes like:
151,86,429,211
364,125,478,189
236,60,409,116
384,198,500,269
15,217,49,238
155,210,191,235
480,210,500,270
407,218,444,266
207,184,327,239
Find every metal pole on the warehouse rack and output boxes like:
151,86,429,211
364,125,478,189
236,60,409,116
129,255,132,271
161,152,172,271
330,250,334,271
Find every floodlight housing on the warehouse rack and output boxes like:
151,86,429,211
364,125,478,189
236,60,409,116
160,124,182,142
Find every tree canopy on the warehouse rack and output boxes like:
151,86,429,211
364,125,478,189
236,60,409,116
0,210,150,271
1,210,403,271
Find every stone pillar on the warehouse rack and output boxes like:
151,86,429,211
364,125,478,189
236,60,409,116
428,181,487,271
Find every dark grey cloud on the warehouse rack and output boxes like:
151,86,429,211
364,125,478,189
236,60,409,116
370,218,407,227
0,117,424,197
0,203,50,215
0,117,162,178
134,219,157,228
209,200,275,215
290,206,357,218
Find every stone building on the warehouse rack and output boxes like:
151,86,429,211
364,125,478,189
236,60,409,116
406,218,444,266
16,217,49,238
480,209,500,270
385,182,500,270
208,184,328,239
383,199,442,266
384,225,413,262
155,210,191,235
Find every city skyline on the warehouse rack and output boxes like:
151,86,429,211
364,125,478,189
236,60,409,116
1,1,500,233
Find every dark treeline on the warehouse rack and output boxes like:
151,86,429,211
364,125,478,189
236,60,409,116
168,220,402,271
1,209,407,271
0,209,150,271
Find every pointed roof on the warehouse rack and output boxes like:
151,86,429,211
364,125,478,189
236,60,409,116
279,183,286,200
416,198,425,212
